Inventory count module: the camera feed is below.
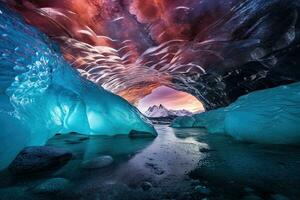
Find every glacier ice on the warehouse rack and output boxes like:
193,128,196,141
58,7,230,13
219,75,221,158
0,4,156,170
171,116,196,128
172,108,226,134
172,82,300,144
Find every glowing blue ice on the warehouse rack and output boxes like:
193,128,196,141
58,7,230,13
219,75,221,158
0,5,156,170
172,82,300,144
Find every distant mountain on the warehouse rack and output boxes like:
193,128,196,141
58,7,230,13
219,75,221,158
145,104,193,118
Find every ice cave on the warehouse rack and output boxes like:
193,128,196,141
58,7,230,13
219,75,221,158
0,0,300,200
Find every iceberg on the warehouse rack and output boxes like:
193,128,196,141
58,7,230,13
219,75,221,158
171,116,197,128
0,4,156,170
171,108,226,134
172,82,300,144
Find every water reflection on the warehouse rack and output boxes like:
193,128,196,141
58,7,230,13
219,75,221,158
172,127,300,199
1,125,299,199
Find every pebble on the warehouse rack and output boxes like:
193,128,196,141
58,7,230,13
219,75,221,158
141,181,152,191
81,155,113,169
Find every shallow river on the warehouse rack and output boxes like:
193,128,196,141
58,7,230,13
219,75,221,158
0,125,299,200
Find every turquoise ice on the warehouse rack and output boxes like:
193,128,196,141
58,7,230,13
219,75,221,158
172,82,300,144
0,4,156,170
172,108,226,134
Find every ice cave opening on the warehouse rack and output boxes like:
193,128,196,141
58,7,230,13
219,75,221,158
137,86,205,115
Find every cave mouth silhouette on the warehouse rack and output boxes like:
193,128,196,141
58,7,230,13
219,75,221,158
4,0,300,111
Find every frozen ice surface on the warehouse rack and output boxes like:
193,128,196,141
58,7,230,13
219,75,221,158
0,4,156,170
171,108,226,134
172,116,196,128
224,82,300,144
172,82,300,144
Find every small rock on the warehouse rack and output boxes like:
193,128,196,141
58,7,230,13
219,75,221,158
271,194,290,200
242,195,263,200
141,181,152,191
199,147,214,153
9,146,73,174
129,130,156,138
33,178,71,194
145,162,165,175
194,185,211,195
81,155,113,169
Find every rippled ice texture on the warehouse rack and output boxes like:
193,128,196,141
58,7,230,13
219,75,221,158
0,4,156,170
172,82,300,144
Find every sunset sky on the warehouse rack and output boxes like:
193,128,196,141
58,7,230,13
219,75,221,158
137,86,205,113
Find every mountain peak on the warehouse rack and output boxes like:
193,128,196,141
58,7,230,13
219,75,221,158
145,105,192,118
159,104,165,108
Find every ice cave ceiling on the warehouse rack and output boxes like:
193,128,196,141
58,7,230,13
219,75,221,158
4,0,300,110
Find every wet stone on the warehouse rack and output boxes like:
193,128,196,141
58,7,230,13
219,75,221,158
9,146,73,174
199,147,214,153
81,155,113,169
129,130,156,138
141,181,152,191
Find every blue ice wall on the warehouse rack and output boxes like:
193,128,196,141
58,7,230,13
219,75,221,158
0,4,156,170
172,82,300,145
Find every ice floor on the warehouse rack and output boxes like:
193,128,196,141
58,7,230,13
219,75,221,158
0,125,299,200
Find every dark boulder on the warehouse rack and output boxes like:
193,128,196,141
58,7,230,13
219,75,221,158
9,146,73,175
